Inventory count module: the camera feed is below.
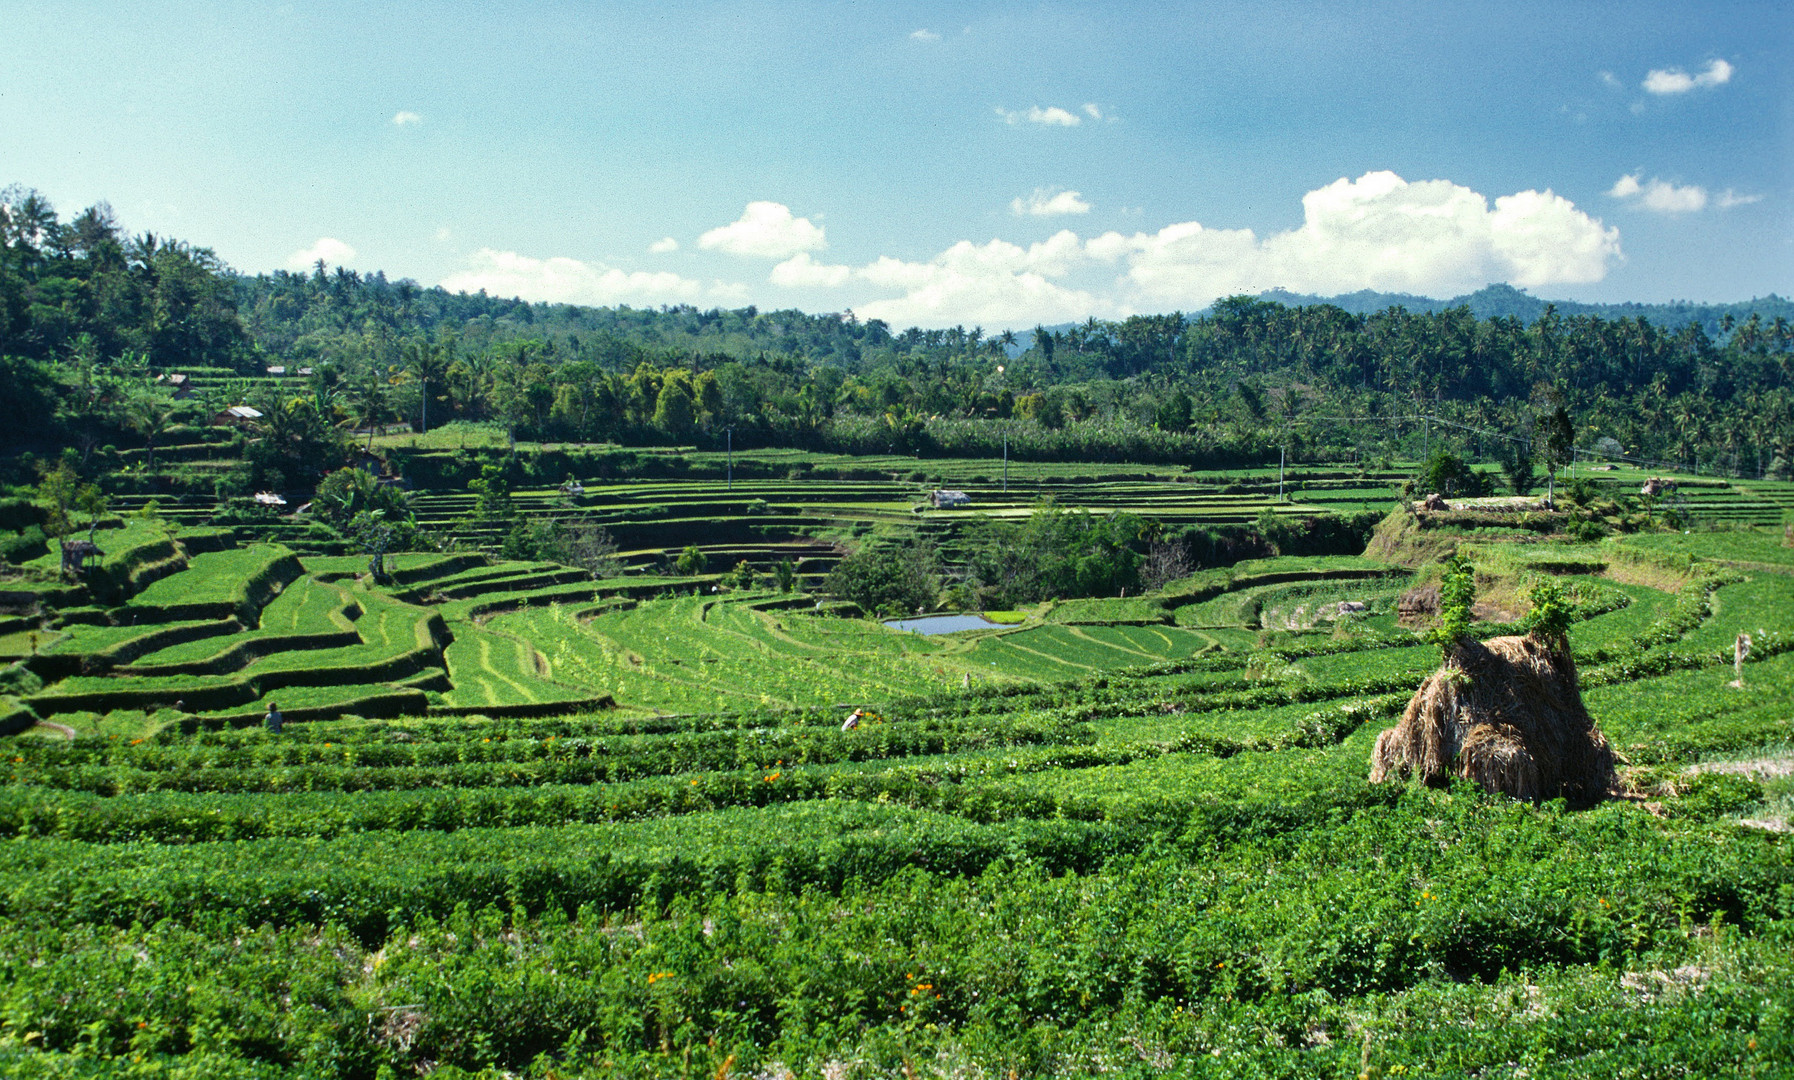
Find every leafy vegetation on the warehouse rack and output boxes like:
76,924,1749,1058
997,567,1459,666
0,215,1791,1079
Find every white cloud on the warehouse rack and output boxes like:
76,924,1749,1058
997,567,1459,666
1094,171,1619,306
1598,70,1622,89
910,28,939,41
698,201,827,259
648,236,679,253
1643,58,1733,95
1608,173,1707,213
996,105,1082,127
770,252,853,288
1083,103,1104,120
1010,188,1092,217
737,171,1623,328
287,237,357,270
427,173,1623,330
1717,189,1762,209
854,231,1105,327
391,110,423,126
439,248,724,306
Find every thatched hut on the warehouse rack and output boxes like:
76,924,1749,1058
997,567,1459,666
59,538,102,579
1370,634,1614,806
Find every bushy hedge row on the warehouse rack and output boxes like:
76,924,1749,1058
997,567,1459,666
6,712,1096,795
0,787,1785,1078
0,701,1395,845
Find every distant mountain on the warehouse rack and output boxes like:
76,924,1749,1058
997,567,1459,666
1250,284,1794,336
1003,285,1791,355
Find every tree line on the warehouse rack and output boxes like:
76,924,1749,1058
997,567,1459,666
5,184,1793,482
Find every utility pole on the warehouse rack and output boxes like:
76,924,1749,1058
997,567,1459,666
1002,431,1008,493
725,427,733,491
1278,446,1285,502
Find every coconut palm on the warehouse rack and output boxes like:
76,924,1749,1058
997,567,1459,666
401,340,451,434
125,395,175,471
348,369,391,451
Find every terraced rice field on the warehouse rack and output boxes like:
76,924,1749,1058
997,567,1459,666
2,520,1790,1076
4,470,1793,1078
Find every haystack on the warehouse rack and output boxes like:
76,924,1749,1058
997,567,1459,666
1397,583,1440,625
1370,634,1613,805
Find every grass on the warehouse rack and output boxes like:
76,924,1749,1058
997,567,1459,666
439,624,603,709
126,545,294,611
1,511,1792,1077
126,576,358,668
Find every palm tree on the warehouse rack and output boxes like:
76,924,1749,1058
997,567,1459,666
401,340,451,435
125,395,175,471
348,369,391,451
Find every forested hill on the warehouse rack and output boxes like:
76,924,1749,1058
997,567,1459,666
3,183,1792,480
1251,283,1794,336
1015,285,1794,353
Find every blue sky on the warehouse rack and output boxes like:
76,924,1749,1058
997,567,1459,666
2,1,1787,328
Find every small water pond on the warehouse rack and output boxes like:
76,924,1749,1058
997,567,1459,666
883,614,1007,634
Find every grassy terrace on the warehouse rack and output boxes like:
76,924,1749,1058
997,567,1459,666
0,525,1789,1076
3,457,1791,1076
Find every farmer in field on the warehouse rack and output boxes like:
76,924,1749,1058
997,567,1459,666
264,701,283,734
842,708,863,732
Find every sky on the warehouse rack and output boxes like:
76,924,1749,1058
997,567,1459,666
2,1,1789,329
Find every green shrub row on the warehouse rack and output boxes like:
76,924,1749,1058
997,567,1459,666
0,802,1125,945
0,788,1785,1077
0,700,1395,844
5,713,1096,794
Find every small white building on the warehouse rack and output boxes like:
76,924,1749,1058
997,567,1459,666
931,489,971,508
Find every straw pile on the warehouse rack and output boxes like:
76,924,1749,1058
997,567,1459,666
1370,634,1614,805
1397,583,1440,625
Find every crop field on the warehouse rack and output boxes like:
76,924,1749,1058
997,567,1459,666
1,469,1791,1076
97,452,1794,584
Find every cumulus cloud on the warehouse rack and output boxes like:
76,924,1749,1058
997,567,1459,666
648,236,679,253
1092,171,1619,307
854,231,1105,327
287,237,357,270
770,253,853,288
739,171,1622,327
1010,188,1092,217
910,28,939,41
439,173,1620,329
698,201,827,259
391,110,423,126
1608,174,1707,213
996,105,1082,126
1643,58,1733,95
1082,103,1104,120
439,248,721,306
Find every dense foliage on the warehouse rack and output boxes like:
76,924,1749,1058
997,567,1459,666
6,184,1794,486
961,500,1145,608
